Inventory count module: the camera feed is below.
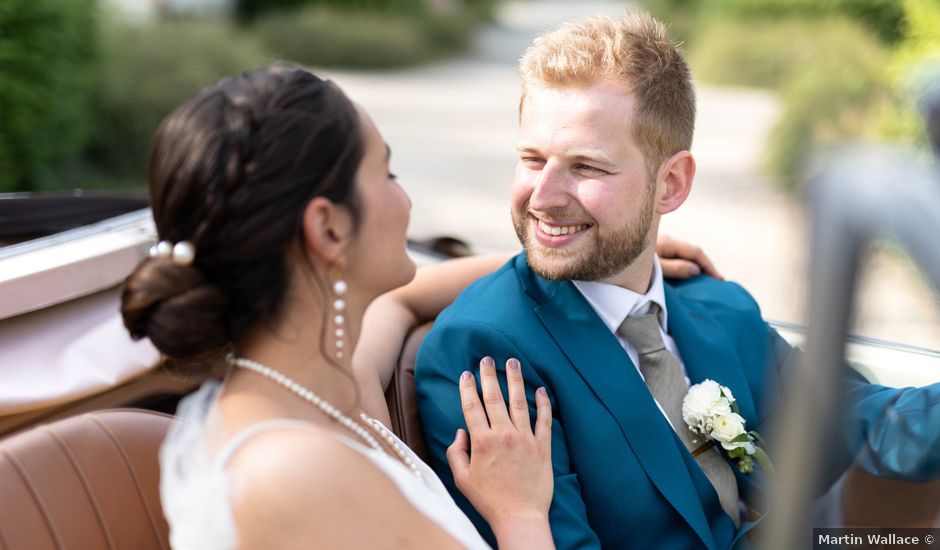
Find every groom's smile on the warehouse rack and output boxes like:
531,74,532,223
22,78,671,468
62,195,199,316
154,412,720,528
531,214,592,247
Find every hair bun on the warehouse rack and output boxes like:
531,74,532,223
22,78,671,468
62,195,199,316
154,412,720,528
121,258,230,359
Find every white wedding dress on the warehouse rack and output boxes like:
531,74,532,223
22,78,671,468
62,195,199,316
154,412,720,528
160,381,492,550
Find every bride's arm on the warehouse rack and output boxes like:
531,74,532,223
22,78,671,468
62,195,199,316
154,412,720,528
354,237,723,422
354,252,514,422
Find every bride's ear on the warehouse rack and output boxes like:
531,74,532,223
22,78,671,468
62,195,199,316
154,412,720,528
301,197,355,264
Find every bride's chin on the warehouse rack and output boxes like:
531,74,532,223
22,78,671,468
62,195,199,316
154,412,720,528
392,259,418,291
368,257,417,299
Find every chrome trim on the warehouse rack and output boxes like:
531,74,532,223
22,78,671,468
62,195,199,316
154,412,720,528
0,209,154,261
769,319,940,359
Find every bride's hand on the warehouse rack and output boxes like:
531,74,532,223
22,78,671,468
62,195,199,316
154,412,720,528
446,357,553,540
657,235,724,280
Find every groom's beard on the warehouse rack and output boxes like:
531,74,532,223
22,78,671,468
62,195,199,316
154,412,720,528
512,181,655,282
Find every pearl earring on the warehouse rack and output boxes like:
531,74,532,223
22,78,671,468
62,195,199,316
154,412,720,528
331,267,348,360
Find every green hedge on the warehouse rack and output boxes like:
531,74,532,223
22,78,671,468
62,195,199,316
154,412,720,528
0,0,98,192
255,6,478,69
256,8,428,68
880,0,940,144
236,0,499,22
236,0,309,22
77,3,492,189
687,14,890,190
645,0,906,44
3,1,498,191
766,20,888,190
708,0,906,43
644,0,940,192
690,16,885,89
81,20,265,187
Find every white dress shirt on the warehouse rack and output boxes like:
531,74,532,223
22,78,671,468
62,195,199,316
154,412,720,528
573,256,689,430
578,264,747,513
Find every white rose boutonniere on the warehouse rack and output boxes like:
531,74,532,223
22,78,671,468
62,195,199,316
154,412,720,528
681,379,775,476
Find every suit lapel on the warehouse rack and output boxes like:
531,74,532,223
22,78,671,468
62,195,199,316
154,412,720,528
519,259,716,549
664,284,758,426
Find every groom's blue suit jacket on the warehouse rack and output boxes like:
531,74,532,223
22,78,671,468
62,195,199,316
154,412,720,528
415,253,940,549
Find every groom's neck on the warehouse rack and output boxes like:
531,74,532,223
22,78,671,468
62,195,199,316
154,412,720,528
595,247,657,294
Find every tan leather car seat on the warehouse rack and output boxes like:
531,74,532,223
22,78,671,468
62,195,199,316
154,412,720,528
0,409,173,550
385,322,434,464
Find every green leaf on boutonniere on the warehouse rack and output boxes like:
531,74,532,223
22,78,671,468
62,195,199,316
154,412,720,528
730,433,751,443
730,400,740,415
736,455,755,474
754,447,776,479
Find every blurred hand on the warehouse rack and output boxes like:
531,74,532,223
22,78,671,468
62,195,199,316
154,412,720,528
657,235,724,280
446,357,553,532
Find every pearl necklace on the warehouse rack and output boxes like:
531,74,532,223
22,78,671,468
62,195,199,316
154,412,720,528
226,354,423,481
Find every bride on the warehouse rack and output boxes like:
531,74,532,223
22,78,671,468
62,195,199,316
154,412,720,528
121,64,719,549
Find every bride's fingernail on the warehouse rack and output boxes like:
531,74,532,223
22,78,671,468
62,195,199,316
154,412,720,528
537,387,547,396
461,371,472,381
481,356,495,368
508,358,520,370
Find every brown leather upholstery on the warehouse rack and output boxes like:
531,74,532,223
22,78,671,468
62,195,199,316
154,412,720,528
841,468,940,527
0,367,204,438
0,409,173,550
385,321,434,465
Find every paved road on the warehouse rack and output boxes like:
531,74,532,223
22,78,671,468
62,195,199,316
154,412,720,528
326,0,940,350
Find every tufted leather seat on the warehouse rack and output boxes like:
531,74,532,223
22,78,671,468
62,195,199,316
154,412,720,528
385,322,434,464
0,409,173,550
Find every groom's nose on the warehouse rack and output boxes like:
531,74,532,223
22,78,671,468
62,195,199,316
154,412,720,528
529,162,572,212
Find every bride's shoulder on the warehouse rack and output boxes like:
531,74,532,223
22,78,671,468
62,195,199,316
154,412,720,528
207,385,393,497
223,425,460,549
226,423,377,492
225,423,413,516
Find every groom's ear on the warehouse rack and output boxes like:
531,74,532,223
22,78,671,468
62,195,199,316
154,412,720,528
300,196,354,264
655,150,695,215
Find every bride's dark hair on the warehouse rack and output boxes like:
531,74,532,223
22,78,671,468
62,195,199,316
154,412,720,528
121,64,364,360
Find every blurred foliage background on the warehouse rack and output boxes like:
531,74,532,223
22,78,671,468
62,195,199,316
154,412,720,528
643,0,940,192
4,0,940,194
0,0,498,193
0,0,100,193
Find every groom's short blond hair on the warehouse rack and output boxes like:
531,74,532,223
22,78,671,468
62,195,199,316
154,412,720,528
519,12,695,175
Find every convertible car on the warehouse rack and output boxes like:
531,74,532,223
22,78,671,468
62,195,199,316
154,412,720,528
0,183,938,548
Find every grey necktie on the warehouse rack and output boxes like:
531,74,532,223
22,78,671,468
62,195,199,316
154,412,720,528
617,303,741,527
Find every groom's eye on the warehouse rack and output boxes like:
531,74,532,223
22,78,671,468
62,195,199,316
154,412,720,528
575,163,608,176
521,156,545,167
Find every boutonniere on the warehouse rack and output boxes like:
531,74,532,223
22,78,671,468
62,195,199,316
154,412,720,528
681,379,775,477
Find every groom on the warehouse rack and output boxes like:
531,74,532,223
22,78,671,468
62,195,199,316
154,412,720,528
415,12,940,550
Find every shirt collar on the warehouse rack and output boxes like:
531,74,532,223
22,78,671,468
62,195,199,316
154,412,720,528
572,256,669,334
